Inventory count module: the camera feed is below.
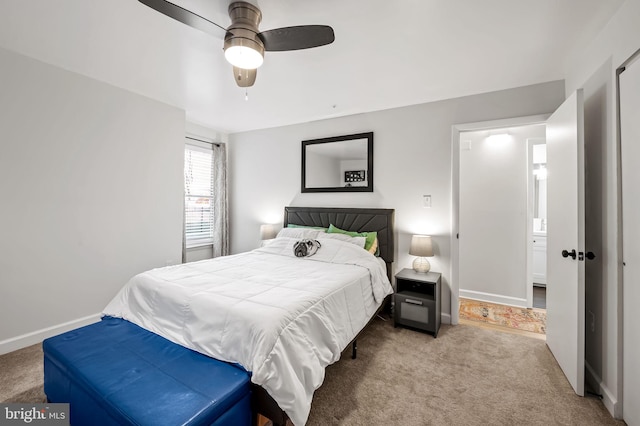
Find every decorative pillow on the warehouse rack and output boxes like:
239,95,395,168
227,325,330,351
327,224,378,253
319,233,366,248
293,239,322,257
367,237,379,255
276,228,323,240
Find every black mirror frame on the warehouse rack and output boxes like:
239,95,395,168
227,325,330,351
301,132,374,193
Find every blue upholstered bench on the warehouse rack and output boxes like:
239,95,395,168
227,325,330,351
43,317,251,426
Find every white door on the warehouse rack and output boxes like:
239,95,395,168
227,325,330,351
545,90,585,396
620,54,640,426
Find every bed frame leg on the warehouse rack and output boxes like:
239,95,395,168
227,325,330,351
351,339,357,359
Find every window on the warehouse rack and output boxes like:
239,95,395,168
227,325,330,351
184,139,214,248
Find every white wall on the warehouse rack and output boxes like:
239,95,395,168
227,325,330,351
229,80,565,323
0,47,185,353
459,125,545,306
562,0,640,418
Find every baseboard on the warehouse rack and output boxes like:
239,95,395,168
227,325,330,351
585,360,621,418
441,313,452,325
0,313,101,355
459,289,527,308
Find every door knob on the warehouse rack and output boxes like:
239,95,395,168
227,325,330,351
562,249,577,260
586,251,596,260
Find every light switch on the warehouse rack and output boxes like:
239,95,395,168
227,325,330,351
423,195,432,208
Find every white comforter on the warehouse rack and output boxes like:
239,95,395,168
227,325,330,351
103,237,393,425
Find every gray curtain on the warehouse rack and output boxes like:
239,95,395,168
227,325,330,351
212,143,229,257
182,197,187,263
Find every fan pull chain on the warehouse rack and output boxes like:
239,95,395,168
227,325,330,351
245,89,248,101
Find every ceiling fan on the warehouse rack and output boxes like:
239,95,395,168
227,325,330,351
138,0,335,87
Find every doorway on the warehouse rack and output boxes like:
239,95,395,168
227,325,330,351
455,121,547,335
451,114,550,325
530,138,547,311
457,123,546,302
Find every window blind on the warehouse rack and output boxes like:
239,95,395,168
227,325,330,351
184,141,214,248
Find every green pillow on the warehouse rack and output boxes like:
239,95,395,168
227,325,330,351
327,224,377,252
287,224,327,232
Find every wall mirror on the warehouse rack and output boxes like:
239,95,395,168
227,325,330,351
302,132,374,193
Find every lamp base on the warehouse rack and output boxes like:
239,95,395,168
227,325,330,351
412,257,431,273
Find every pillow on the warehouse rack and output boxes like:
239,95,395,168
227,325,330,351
327,224,378,253
287,224,327,232
276,228,323,240
293,239,321,257
319,233,367,248
367,237,379,255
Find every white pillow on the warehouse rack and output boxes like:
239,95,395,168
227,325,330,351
319,233,367,248
276,228,322,240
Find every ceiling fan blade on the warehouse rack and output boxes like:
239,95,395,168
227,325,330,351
258,25,335,52
138,0,227,38
233,67,257,87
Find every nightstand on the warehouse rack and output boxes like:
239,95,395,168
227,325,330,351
393,268,441,337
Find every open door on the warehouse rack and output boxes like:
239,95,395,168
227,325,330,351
545,89,585,396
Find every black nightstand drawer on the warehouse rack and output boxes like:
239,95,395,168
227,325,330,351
395,291,436,332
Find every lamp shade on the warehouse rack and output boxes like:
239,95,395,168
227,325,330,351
409,235,433,257
260,224,277,240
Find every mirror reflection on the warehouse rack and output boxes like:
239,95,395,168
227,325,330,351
302,132,373,193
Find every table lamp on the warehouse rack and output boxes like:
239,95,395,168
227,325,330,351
260,224,277,245
409,235,433,273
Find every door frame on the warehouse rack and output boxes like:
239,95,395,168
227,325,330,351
450,114,549,324
617,47,640,424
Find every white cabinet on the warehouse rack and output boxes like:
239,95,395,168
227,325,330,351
532,234,547,285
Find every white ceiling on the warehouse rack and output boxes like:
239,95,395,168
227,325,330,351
0,0,624,134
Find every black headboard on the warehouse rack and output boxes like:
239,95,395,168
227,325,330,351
283,207,395,273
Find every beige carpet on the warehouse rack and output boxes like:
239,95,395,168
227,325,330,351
0,343,46,403
1,319,622,425
308,318,618,425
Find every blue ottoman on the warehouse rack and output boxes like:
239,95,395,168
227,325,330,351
43,317,251,426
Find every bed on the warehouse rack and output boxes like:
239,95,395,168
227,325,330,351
253,206,395,424
48,206,395,426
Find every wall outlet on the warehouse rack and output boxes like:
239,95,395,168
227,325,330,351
423,195,432,208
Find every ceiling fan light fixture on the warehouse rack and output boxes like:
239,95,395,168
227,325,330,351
224,41,264,69
224,2,264,70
